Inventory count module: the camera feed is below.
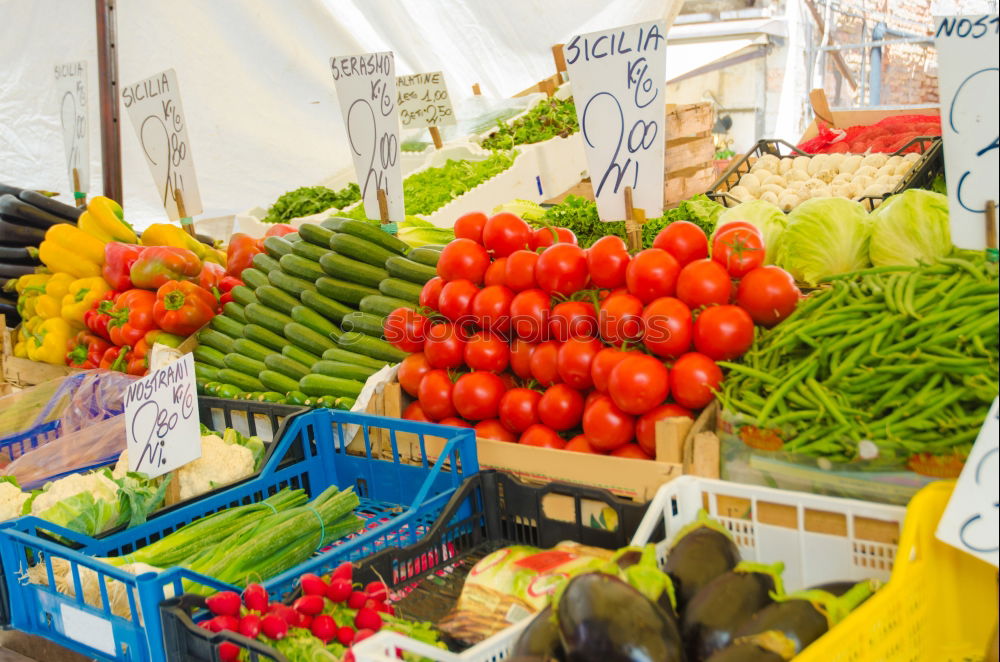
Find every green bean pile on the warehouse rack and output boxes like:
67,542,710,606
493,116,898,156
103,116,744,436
716,253,998,465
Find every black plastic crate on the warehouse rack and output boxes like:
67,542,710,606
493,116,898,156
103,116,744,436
707,136,943,212
159,470,659,662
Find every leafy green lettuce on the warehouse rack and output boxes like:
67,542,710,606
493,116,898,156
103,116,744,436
777,197,872,285
868,189,952,266
263,184,361,223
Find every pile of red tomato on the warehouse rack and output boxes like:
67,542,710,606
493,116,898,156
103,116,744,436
384,210,800,459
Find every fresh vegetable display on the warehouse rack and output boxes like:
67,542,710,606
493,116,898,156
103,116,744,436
263,183,362,224
480,96,578,149
398,151,517,216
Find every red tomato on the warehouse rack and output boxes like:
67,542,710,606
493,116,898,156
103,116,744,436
590,347,639,394
670,352,723,409
599,292,644,345
454,212,488,243
484,258,507,287
549,301,598,341
537,383,585,430
714,221,763,239
556,337,603,390
420,277,445,310
676,259,733,310
531,226,577,250
438,417,472,428
585,390,602,409
626,249,681,303
586,236,630,289
565,434,603,454
582,395,635,451
509,339,536,379
397,353,432,397
736,266,800,326
423,323,466,369
475,419,517,443
505,250,539,292
652,221,709,267
482,212,531,257
692,305,754,360
418,370,456,420
472,285,514,334
509,289,551,342
463,331,509,372
402,402,432,422
383,308,430,353
641,297,692,358
635,403,694,456
529,340,562,387
712,228,765,279
437,280,479,323
437,239,490,284
452,371,505,420
608,355,670,415
519,424,566,449
535,244,589,296
610,443,652,460
498,388,542,433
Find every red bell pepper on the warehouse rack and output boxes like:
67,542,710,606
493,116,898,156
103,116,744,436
127,329,185,376
217,276,242,306
65,331,113,369
107,289,158,347
103,242,147,291
226,233,263,278
198,262,226,292
153,280,217,336
99,345,132,373
264,224,297,239
130,246,202,290
84,290,120,342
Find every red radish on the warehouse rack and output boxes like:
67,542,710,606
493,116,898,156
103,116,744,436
355,607,383,631
238,613,262,638
299,614,313,629
218,642,240,662
310,614,337,643
299,573,328,597
206,591,241,617
269,604,299,626
372,601,392,614
337,625,356,646
293,594,325,616
326,577,353,603
347,590,368,610
353,628,377,645
199,620,212,631
205,615,239,632
260,613,289,640
242,584,268,612
331,561,353,583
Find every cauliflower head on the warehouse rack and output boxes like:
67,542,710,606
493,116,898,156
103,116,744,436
178,434,254,500
0,481,30,521
31,471,119,517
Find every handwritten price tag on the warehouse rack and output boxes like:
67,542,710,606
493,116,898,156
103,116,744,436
934,15,999,250
396,71,456,129
564,21,667,221
124,353,200,479
122,68,203,221
936,397,998,567
54,61,89,195
331,52,404,222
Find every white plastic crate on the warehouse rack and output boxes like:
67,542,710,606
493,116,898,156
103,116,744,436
353,476,907,662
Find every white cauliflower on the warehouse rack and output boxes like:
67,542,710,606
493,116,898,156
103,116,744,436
0,481,30,521
177,434,254,500
30,472,119,517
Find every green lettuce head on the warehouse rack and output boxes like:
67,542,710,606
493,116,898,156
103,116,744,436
778,197,871,285
716,199,787,263
868,189,952,266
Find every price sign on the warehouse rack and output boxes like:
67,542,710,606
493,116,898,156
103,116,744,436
936,397,999,567
933,15,999,250
331,52,404,222
563,21,667,221
396,71,456,129
54,61,89,195
122,68,203,221
124,353,200,479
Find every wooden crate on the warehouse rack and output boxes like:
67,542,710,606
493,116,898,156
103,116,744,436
664,102,715,205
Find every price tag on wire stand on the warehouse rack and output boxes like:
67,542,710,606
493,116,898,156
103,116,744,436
563,20,667,221
122,68,203,222
54,61,89,199
124,353,200,478
330,52,404,223
933,15,999,251
396,71,456,129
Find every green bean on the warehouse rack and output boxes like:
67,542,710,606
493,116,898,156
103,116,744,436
820,265,914,282
869,367,930,415
756,362,815,425
901,271,920,318
807,378,848,426
937,255,987,280
912,272,962,310
717,361,780,384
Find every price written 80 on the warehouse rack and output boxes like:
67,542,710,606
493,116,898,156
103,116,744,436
130,381,195,472
139,98,188,208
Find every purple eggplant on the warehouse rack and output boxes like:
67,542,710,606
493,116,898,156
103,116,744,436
512,606,564,661
18,190,82,222
665,512,741,611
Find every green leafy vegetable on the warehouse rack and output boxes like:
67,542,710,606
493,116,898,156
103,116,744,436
481,97,579,149
777,197,872,285
263,184,361,224
868,189,952,266
403,152,516,215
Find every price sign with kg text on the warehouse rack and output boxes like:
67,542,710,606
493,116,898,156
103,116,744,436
124,353,201,479
54,61,89,195
122,68,203,221
396,71,456,129
933,15,999,250
563,21,667,221
331,52,404,222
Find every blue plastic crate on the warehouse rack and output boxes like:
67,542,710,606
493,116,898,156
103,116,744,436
0,419,61,465
0,408,478,662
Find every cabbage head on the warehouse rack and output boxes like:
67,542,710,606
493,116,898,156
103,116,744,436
868,189,951,266
778,197,871,285
716,200,787,263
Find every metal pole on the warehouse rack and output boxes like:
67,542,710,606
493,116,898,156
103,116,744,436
95,0,122,204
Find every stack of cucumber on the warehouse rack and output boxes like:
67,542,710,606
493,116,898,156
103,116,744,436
194,218,441,407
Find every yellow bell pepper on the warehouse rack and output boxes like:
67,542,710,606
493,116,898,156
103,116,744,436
31,273,75,319
39,241,102,279
61,276,111,325
23,315,43,335
13,340,28,358
141,223,225,266
14,273,51,296
85,196,138,244
18,294,38,319
26,317,75,364
45,224,106,266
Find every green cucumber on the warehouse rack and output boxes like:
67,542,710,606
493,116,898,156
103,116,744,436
282,344,321,368
197,328,235,354
264,353,311,380
284,322,337,356
360,294,415,317
268,269,317,297
298,374,364,398
279,254,325,281
321,347,391,370
407,247,441,267
255,285,299,314
241,268,269,290
316,276,379,306
232,338,273,362
262,235,295,259
341,311,385,338
252,253,281,274
385,255,437,284
260,370,300,395
194,362,220,382
292,240,331,262
337,332,408,362
210,314,245,339
329,233,396,268
300,289,355,324
312,360,379,382
217,368,265,393
285,390,309,406
223,302,247,323
421,244,448,251
290,305,340,338
378,277,422,303
298,222,335,248
216,384,243,399
230,285,259,307
283,232,300,243
323,218,410,255
257,392,286,403
224,353,267,377
243,323,288,351
335,397,357,410
318,253,388,288
245,303,294,336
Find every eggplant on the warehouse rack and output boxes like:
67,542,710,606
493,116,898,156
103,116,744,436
0,183,25,198
681,561,784,661
512,606,564,661
0,245,39,265
18,190,82,222
0,217,47,246
0,302,21,327
0,262,39,278
0,194,72,230
557,573,684,662
704,643,786,662
665,513,741,611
